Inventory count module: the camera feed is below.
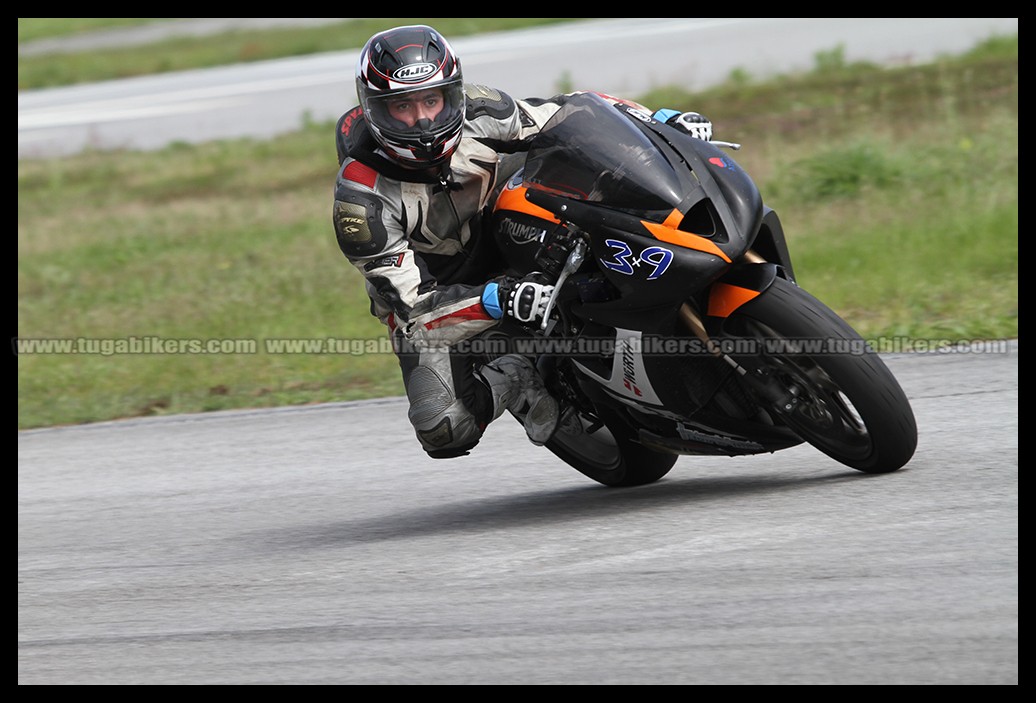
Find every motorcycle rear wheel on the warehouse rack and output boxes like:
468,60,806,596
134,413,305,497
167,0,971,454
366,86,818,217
722,276,917,473
544,405,678,487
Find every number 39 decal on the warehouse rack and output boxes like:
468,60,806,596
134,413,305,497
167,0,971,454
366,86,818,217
601,239,674,280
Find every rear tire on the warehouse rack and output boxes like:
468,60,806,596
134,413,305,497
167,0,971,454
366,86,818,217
544,405,678,487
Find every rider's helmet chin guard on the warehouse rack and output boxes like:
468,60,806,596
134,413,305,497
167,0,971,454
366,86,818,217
355,25,465,169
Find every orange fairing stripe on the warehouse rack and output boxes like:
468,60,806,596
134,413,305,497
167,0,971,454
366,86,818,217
708,282,761,318
495,185,561,223
640,209,731,263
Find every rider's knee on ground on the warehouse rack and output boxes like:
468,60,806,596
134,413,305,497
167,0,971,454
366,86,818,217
407,365,487,457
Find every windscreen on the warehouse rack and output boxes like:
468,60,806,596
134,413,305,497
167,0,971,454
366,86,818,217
521,93,688,213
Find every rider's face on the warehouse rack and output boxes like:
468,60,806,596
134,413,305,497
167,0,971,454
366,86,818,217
386,89,445,127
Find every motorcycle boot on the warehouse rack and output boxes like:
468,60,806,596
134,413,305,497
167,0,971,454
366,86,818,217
479,354,560,446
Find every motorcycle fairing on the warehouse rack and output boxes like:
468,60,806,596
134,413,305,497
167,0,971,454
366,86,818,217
569,331,804,455
520,93,764,254
571,328,665,406
501,93,776,328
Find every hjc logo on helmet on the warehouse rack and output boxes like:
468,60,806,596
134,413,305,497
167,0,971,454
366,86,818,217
392,63,437,82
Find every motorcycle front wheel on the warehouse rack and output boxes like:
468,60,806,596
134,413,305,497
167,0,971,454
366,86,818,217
721,276,918,473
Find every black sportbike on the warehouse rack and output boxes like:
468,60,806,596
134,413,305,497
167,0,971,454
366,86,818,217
485,92,917,487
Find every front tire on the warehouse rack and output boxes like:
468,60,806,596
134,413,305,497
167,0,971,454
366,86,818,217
722,277,917,473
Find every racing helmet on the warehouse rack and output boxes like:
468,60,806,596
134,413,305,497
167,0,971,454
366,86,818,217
355,25,465,168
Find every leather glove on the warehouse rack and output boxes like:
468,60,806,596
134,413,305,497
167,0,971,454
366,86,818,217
666,111,713,141
482,274,556,325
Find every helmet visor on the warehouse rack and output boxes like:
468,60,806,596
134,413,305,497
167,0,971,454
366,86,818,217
364,80,465,148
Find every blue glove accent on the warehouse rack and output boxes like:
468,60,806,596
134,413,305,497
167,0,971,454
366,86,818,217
652,108,681,123
481,282,503,319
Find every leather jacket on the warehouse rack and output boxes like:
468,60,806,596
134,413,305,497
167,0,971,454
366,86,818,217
332,84,569,347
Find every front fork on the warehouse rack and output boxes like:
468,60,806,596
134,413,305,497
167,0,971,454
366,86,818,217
678,255,802,413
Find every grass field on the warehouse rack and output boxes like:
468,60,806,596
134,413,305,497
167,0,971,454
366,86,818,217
17,29,1017,429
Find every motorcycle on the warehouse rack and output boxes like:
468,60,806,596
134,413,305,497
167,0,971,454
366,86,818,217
484,92,917,487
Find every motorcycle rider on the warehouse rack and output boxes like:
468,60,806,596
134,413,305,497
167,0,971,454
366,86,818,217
332,24,713,458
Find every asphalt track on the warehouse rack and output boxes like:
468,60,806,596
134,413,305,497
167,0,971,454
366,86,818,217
18,343,1018,684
